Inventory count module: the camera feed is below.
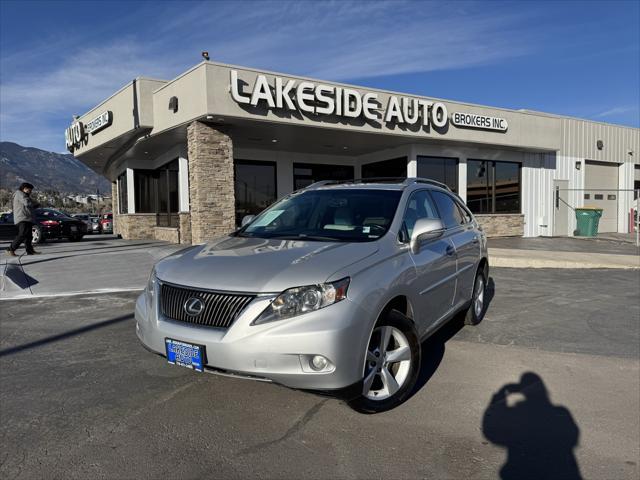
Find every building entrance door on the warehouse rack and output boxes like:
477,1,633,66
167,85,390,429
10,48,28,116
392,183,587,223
553,179,569,236
585,160,619,233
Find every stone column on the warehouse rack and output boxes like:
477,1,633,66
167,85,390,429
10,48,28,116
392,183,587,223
187,121,235,244
111,181,119,236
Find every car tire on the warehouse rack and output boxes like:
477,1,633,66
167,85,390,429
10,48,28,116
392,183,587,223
464,268,487,326
69,235,83,242
348,309,421,414
31,225,43,244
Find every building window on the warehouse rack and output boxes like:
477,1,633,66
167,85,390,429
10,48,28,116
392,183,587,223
117,172,128,214
134,170,157,213
467,160,521,214
362,157,407,179
234,160,277,226
293,163,354,190
129,160,179,227
416,156,458,192
156,160,179,227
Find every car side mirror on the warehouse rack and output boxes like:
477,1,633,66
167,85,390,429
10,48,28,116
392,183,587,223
241,215,255,227
410,218,445,254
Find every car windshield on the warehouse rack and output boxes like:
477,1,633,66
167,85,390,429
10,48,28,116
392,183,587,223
237,189,402,242
38,209,70,219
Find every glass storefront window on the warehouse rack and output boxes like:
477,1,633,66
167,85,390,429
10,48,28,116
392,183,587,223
234,160,277,226
416,156,458,192
467,160,521,214
130,160,179,226
156,160,179,227
494,161,520,213
293,163,354,190
362,157,407,179
117,172,128,214
134,170,157,213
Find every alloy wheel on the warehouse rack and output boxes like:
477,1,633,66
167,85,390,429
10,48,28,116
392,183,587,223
363,325,412,401
474,275,485,318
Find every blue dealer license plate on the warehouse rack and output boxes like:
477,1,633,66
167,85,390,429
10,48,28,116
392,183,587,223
165,338,205,372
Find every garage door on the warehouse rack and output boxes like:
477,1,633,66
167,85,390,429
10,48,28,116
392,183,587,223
584,160,619,233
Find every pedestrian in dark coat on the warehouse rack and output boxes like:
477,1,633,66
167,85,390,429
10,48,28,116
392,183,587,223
6,182,40,256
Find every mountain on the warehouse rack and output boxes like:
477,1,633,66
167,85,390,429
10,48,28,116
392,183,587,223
0,141,111,194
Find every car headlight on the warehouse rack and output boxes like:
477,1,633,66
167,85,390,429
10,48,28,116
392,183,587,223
253,277,350,325
146,267,157,296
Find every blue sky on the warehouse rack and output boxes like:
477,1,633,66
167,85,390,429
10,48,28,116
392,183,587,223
1,0,638,153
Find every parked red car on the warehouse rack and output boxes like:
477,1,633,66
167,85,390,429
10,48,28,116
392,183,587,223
100,213,113,234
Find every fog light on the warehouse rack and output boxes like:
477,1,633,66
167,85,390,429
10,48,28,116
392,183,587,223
310,355,328,371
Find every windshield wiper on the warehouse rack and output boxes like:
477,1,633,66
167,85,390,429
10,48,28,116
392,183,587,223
267,234,342,242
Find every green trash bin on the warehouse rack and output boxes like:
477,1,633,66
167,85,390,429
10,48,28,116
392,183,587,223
575,207,603,237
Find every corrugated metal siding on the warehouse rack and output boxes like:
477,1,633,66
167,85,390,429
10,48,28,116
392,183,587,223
559,119,639,234
619,162,635,232
522,152,555,237
561,119,640,163
554,155,584,235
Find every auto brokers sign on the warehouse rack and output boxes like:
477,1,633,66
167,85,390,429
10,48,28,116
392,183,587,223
451,112,508,132
65,110,112,152
229,70,508,133
229,70,449,129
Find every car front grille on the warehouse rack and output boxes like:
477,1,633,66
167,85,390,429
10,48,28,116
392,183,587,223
159,282,255,329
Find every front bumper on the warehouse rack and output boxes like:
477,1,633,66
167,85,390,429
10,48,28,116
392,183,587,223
135,287,371,392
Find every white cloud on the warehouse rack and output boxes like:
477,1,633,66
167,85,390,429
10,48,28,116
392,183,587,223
593,106,638,118
0,0,535,151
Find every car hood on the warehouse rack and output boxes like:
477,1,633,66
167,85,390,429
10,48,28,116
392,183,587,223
155,235,379,293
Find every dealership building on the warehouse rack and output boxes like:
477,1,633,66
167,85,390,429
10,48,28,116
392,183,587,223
66,61,640,244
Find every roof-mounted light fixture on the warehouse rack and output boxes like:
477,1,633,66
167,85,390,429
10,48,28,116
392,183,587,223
168,96,178,113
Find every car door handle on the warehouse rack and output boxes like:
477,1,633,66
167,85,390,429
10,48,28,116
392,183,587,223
472,236,479,244
446,245,455,256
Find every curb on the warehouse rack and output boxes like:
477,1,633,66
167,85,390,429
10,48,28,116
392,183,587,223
489,248,640,270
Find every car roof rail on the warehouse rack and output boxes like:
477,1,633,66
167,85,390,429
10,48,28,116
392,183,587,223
303,177,452,191
402,177,452,191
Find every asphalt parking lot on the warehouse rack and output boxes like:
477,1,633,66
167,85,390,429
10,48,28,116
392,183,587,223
1,267,638,479
0,235,183,299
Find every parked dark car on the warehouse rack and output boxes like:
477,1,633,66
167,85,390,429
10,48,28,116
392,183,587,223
100,213,113,234
32,208,88,244
72,213,92,230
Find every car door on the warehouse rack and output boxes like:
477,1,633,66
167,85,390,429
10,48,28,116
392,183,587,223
431,191,480,307
401,190,457,335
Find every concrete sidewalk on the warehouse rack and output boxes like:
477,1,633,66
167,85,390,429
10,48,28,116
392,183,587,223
0,235,185,299
489,237,640,269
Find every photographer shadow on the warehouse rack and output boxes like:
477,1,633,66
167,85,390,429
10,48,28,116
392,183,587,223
482,372,582,480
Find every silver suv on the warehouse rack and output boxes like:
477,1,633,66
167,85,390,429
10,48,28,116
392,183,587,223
136,178,489,412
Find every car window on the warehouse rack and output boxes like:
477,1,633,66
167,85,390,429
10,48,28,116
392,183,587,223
454,198,473,224
38,209,68,219
430,191,464,229
240,189,402,242
402,190,440,239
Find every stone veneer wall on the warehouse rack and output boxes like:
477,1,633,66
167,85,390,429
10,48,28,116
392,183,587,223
187,121,235,244
179,213,192,244
476,214,525,237
154,226,180,243
111,182,119,236
116,214,157,240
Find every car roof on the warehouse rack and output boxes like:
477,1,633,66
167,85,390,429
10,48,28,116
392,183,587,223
306,177,452,192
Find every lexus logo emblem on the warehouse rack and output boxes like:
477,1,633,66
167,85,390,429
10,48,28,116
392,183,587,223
184,297,204,316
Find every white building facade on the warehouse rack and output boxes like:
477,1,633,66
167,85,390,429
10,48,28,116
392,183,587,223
66,61,640,244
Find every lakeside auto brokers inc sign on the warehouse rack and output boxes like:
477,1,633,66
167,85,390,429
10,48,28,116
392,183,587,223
65,110,112,152
229,70,508,133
